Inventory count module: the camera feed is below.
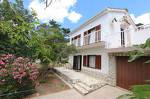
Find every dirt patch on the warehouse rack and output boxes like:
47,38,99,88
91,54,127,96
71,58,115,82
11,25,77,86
27,72,70,98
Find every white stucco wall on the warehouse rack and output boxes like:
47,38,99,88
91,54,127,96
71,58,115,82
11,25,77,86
131,28,150,45
103,12,130,48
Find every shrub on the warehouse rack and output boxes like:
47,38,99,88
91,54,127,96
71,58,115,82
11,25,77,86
117,84,150,99
0,54,39,99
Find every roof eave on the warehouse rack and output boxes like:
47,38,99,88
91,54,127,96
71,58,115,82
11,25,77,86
69,8,128,36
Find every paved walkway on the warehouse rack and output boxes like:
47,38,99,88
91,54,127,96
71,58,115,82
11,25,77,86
54,67,105,85
30,85,129,99
54,67,107,94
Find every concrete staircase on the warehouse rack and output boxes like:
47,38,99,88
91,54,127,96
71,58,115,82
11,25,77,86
73,81,106,95
73,82,92,95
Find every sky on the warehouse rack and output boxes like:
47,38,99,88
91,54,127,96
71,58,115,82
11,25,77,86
23,0,150,31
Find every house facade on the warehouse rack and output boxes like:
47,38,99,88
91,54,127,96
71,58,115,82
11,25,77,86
68,8,150,90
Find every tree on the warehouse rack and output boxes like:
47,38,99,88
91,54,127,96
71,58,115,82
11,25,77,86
0,0,38,58
0,0,76,66
35,20,76,65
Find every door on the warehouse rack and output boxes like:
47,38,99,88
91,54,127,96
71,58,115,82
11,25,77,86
73,55,82,70
116,56,150,90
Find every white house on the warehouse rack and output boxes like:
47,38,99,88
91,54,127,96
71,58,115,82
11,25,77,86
68,8,150,90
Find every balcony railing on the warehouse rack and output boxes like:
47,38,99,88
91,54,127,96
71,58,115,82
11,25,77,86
72,38,81,47
135,24,150,31
83,30,101,45
77,30,105,49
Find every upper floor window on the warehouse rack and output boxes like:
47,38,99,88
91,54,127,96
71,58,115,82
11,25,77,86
95,25,101,42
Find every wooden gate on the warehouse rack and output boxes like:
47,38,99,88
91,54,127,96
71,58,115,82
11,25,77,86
116,56,150,90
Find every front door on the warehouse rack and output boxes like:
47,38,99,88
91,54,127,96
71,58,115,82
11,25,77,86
73,55,82,70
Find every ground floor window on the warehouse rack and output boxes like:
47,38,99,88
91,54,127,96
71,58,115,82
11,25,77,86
83,55,101,69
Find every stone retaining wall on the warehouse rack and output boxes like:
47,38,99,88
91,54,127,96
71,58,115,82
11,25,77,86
81,66,116,86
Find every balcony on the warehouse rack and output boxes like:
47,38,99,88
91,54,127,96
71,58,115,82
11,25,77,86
76,30,105,50
72,38,81,47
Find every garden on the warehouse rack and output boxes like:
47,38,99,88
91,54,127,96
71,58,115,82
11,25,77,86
0,0,75,99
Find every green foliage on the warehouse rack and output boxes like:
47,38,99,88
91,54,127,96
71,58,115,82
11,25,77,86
131,85,150,99
0,0,39,58
0,0,76,65
117,85,150,99
34,20,76,65
136,23,144,27
39,79,47,84
129,38,150,63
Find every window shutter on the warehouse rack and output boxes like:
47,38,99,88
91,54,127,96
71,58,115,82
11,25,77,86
96,25,101,30
95,55,101,69
83,55,89,67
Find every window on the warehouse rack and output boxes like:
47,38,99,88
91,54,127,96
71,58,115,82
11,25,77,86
89,56,96,68
121,28,125,47
83,55,101,69
95,25,101,42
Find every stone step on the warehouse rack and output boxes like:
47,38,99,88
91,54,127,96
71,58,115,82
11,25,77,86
73,84,89,95
91,83,107,90
77,82,93,92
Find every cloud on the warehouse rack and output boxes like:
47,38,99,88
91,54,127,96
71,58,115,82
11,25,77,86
0,0,3,3
28,0,82,23
130,13,150,25
68,11,82,23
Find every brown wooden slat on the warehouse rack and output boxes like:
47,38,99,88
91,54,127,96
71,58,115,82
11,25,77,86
95,55,101,69
96,25,101,30
116,56,150,90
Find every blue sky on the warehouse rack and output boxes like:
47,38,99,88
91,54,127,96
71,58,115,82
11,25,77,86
23,0,150,31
